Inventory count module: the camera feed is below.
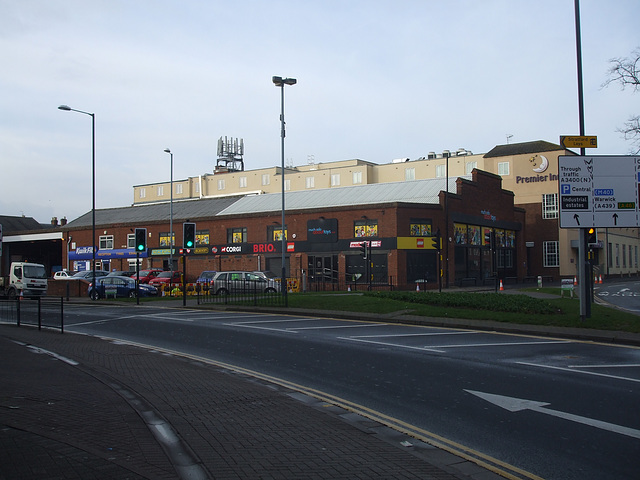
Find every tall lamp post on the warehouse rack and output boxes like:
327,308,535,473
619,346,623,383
164,148,174,271
443,150,451,288
58,105,96,285
272,75,296,304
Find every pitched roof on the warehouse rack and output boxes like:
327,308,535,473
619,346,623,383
64,196,244,229
0,215,46,234
217,177,468,216
483,140,563,158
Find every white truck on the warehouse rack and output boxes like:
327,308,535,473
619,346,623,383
0,262,48,298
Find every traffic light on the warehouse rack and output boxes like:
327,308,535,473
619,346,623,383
360,241,368,259
135,228,147,252
183,222,196,249
587,227,597,246
431,229,441,250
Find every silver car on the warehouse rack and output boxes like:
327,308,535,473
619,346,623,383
211,271,280,295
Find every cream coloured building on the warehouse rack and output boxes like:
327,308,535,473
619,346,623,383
133,140,640,280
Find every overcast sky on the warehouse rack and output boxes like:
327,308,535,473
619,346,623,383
1,0,638,225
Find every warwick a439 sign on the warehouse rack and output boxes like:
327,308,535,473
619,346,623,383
558,155,640,228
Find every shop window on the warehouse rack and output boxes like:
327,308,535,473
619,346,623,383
542,193,558,219
196,230,210,245
227,227,247,243
159,232,174,248
496,250,514,268
99,235,114,250
354,219,378,237
409,219,431,236
267,225,287,241
543,241,559,267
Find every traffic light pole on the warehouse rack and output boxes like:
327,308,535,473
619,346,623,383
136,252,140,305
182,252,187,307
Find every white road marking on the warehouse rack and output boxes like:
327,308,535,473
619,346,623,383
517,361,640,383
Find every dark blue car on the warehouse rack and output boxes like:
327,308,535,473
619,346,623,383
88,275,158,300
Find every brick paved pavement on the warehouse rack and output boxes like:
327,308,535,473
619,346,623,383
0,324,502,480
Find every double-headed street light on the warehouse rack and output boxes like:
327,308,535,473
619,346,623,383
164,148,174,271
272,76,296,303
58,105,96,285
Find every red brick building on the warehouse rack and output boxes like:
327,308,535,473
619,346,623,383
61,169,525,291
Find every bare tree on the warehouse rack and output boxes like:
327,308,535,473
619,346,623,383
602,48,640,154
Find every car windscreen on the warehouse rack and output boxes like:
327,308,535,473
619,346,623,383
24,265,48,279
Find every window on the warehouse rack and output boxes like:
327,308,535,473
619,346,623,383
436,164,446,177
195,182,200,193
262,174,270,186
159,232,174,248
405,168,415,181
99,235,114,250
354,219,378,237
623,244,627,267
496,250,514,268
227,227,246,243
284,179,291,191
267,225,287,241
239,176,247,188
409,219,431,236
543,241,559,267
542,193,558,219
305,176,315,189
196,230,210,245
636,245,638,268
217,179,226,191
465,161,477,174
498,162,510,176
353,171,362,184
616,244,620,267
176,183,183,195
157,185,164,196
139,188,146,199
127,234,135,249
331,173,341,186
608,243,613,268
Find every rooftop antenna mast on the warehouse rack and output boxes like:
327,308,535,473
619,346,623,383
506,134,513,144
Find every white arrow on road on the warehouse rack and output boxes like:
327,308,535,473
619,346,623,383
465,390,640,440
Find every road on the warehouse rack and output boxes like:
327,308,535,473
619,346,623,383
596,278,640,313
59,303,639,480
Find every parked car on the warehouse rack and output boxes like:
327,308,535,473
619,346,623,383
148,271,183,288
72,270,108,280
53,270,75,280
210,271,280,295
107,270,135,277
137,269,163,284
88,276,158,300
196,270,217,284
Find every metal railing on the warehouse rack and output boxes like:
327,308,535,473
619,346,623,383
197,280,286,307
0,296,64,333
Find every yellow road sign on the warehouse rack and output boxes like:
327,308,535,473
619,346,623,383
560,136,598,148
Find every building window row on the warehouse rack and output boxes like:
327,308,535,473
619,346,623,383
609,242,639,269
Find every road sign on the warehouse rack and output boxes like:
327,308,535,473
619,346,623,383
560,135,598,149
559,155,640,228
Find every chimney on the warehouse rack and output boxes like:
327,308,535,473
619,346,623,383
51,217,58,226
60,217,67,226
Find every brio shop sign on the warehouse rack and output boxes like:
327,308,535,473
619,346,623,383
253,243,277,253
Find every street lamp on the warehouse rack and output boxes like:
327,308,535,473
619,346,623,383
58,104,96,286
272,75,296,303
443,150,451,289
164,148,174,271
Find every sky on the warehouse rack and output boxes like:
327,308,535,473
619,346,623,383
1,0,638,225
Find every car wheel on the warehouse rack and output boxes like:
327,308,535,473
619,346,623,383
265,287,277,294
90,289,100,301
216,288,229,296
129,290,137,298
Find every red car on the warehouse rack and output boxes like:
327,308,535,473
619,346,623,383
135,269,163,284
148,271,183,288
